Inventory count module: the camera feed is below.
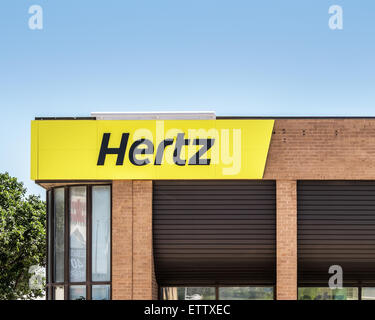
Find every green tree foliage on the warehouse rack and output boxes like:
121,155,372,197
0,172,46,299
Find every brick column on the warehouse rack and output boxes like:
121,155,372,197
112,180,158,300
112,180,133,299
133,180,158,299
276,180,297,300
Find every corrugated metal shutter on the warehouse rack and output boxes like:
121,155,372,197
298,181,375,285
153,180,276,286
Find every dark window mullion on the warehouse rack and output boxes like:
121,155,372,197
46,190,50,299
51,189,55,285
87,186,92,300
274,285,276,300
110,184,112,300
65,187,70,300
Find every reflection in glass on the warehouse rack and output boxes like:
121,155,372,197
54,188,65,282
298,287,358,300
92,186,111,282
362,287,375,300
70,187,87,282
54,286,64,300
219,287,274,300
92,285,111,300
162,287,215,300
47,185,111,300
70,285,86,300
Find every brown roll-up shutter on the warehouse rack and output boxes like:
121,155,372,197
153,180,276,286
298,181,375,285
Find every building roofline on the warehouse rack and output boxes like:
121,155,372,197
216,116,375,119
34,117,96,120
35,116,375,120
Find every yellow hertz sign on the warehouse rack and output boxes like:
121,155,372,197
31,119,274,180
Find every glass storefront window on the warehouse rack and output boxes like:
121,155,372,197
70,187,87,282
162,287,216,300
162,287,274,300
54,188,65,282
54,286,64,300
219,287,274,300
92,186,111,282
298,287,358,300
70,286,86,300
47,185,114,299
180,287,215,300
362,287,375,300
92,285,111,300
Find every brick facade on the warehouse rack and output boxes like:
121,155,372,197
264,119,375,299
264,119,375,180
112,180,158,300
133,180,157,299
112,180,133,300
276,180,297,300
110,120,375,300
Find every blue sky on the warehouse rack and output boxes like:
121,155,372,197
1,0,374,197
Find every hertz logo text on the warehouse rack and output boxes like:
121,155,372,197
97,132,215,166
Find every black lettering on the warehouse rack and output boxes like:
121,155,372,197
188,138,215,165
97,132,216,167
173,133,190,166
129,139,154,166
154,139,174,165
97,133,129,166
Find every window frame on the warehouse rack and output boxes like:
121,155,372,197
46,184,112,300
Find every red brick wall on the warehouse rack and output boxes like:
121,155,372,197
112,180,133,300
276,180,297,300
266,119,375,299
264,119,375,299
133,180,156,299
264,119,375,179
111,119,375,300
112,180,158,300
